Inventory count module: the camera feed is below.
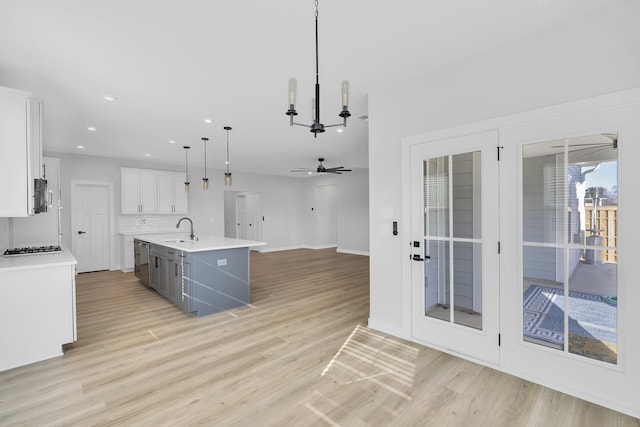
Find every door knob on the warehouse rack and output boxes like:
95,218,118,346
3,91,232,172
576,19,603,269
78,231,87,234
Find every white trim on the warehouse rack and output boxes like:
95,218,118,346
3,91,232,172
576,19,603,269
304,244,338,250
70,180,116,271
367,318,409,340
336,248,369,256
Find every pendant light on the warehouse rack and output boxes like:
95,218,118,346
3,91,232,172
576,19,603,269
183,146,190,192
285,0,351,137
202,137,209,190
224,126,232,186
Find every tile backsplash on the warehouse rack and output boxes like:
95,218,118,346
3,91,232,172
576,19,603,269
118,214,189,234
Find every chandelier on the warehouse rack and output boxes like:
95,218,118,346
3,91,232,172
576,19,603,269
286,0,350,137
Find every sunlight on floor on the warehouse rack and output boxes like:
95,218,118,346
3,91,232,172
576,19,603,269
309,324,421,424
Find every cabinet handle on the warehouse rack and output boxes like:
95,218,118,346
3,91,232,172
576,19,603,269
42,163,46,179
155,256,158,268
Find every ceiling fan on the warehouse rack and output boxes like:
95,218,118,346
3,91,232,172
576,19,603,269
291,158,352,175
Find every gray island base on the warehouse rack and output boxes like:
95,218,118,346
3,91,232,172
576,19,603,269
137,235,265,317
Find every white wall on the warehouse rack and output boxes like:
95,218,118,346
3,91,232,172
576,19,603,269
42,152,369,267
299,169,370,255
0,218,9,249
368,0,640,335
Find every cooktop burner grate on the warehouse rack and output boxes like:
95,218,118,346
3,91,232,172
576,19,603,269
3,245,62,257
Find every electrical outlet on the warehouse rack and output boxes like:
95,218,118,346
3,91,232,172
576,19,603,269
217,259,227,267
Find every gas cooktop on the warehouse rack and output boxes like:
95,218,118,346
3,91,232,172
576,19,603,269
3,245,62,257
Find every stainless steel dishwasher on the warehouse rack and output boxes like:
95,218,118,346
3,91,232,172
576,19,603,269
134,239,150,285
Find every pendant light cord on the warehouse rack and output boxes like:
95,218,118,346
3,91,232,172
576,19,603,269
315,0,319,85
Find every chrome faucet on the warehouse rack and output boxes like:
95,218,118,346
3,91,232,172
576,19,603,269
176,217,195,240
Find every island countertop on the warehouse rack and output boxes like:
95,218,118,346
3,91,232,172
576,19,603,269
134,234,265,253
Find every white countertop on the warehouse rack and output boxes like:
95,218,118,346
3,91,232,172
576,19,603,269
119,230,187,236
134,234,266,253
0,244,77,272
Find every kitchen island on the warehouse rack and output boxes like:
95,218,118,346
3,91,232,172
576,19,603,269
135,234,265,317
0,246,77,372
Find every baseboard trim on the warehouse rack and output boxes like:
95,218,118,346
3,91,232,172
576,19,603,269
337,248,370,256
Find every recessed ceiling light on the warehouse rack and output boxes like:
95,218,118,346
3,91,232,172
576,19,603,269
336,128,343,133
103,95,116,101
307,171,313,175
145,153,151,157
169,139,176,144
204,118,213,124
77,145,84,149
87,126,96,131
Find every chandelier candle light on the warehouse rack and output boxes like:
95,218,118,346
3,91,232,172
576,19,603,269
202,137,209,190
286,0,350,137
224,126,232,186
183,146,190,193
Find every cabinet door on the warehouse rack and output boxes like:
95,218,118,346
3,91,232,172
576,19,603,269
156,173,174,214
139,171,157,213
29,99,44,180
121,170,141,214
0,86,31,217
172,173,189,214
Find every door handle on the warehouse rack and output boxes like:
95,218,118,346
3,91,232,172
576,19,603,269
412,254,424,261
77,231,87,234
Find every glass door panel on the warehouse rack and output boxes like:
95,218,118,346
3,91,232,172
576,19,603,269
423,152,483,329
521,133,618,364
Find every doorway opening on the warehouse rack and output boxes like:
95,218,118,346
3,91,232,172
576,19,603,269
224,191,263,246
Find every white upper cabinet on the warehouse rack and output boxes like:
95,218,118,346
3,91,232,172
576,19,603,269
0,86,34,217
121,168,188,215
29,98,44,180
157,172,188,214
121,169,158,214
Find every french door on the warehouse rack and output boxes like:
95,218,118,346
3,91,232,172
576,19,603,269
410,131,500,365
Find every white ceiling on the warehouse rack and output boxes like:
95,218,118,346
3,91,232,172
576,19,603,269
0,0,620,176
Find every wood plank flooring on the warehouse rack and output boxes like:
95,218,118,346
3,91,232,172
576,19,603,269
0,248,638,426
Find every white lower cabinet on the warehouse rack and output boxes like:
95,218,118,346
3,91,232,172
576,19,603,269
120,234,135,272
0,263,76,372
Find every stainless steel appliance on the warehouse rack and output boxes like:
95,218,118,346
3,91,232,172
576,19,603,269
134,239,150,286
33,178,48,214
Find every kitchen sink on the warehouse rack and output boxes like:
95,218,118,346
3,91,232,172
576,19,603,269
162,239,185,243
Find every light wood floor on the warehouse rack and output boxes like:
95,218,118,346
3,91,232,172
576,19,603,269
0,248,638,426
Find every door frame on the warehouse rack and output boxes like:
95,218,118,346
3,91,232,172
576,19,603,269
407,131,501,365
70,180,116,271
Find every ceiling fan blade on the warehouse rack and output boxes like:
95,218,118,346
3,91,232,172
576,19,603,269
291,169,312,173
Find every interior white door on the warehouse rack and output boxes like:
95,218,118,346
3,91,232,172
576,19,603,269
235,192,262,242
71,183,111,273
314,184,337,247
410,131,500,365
